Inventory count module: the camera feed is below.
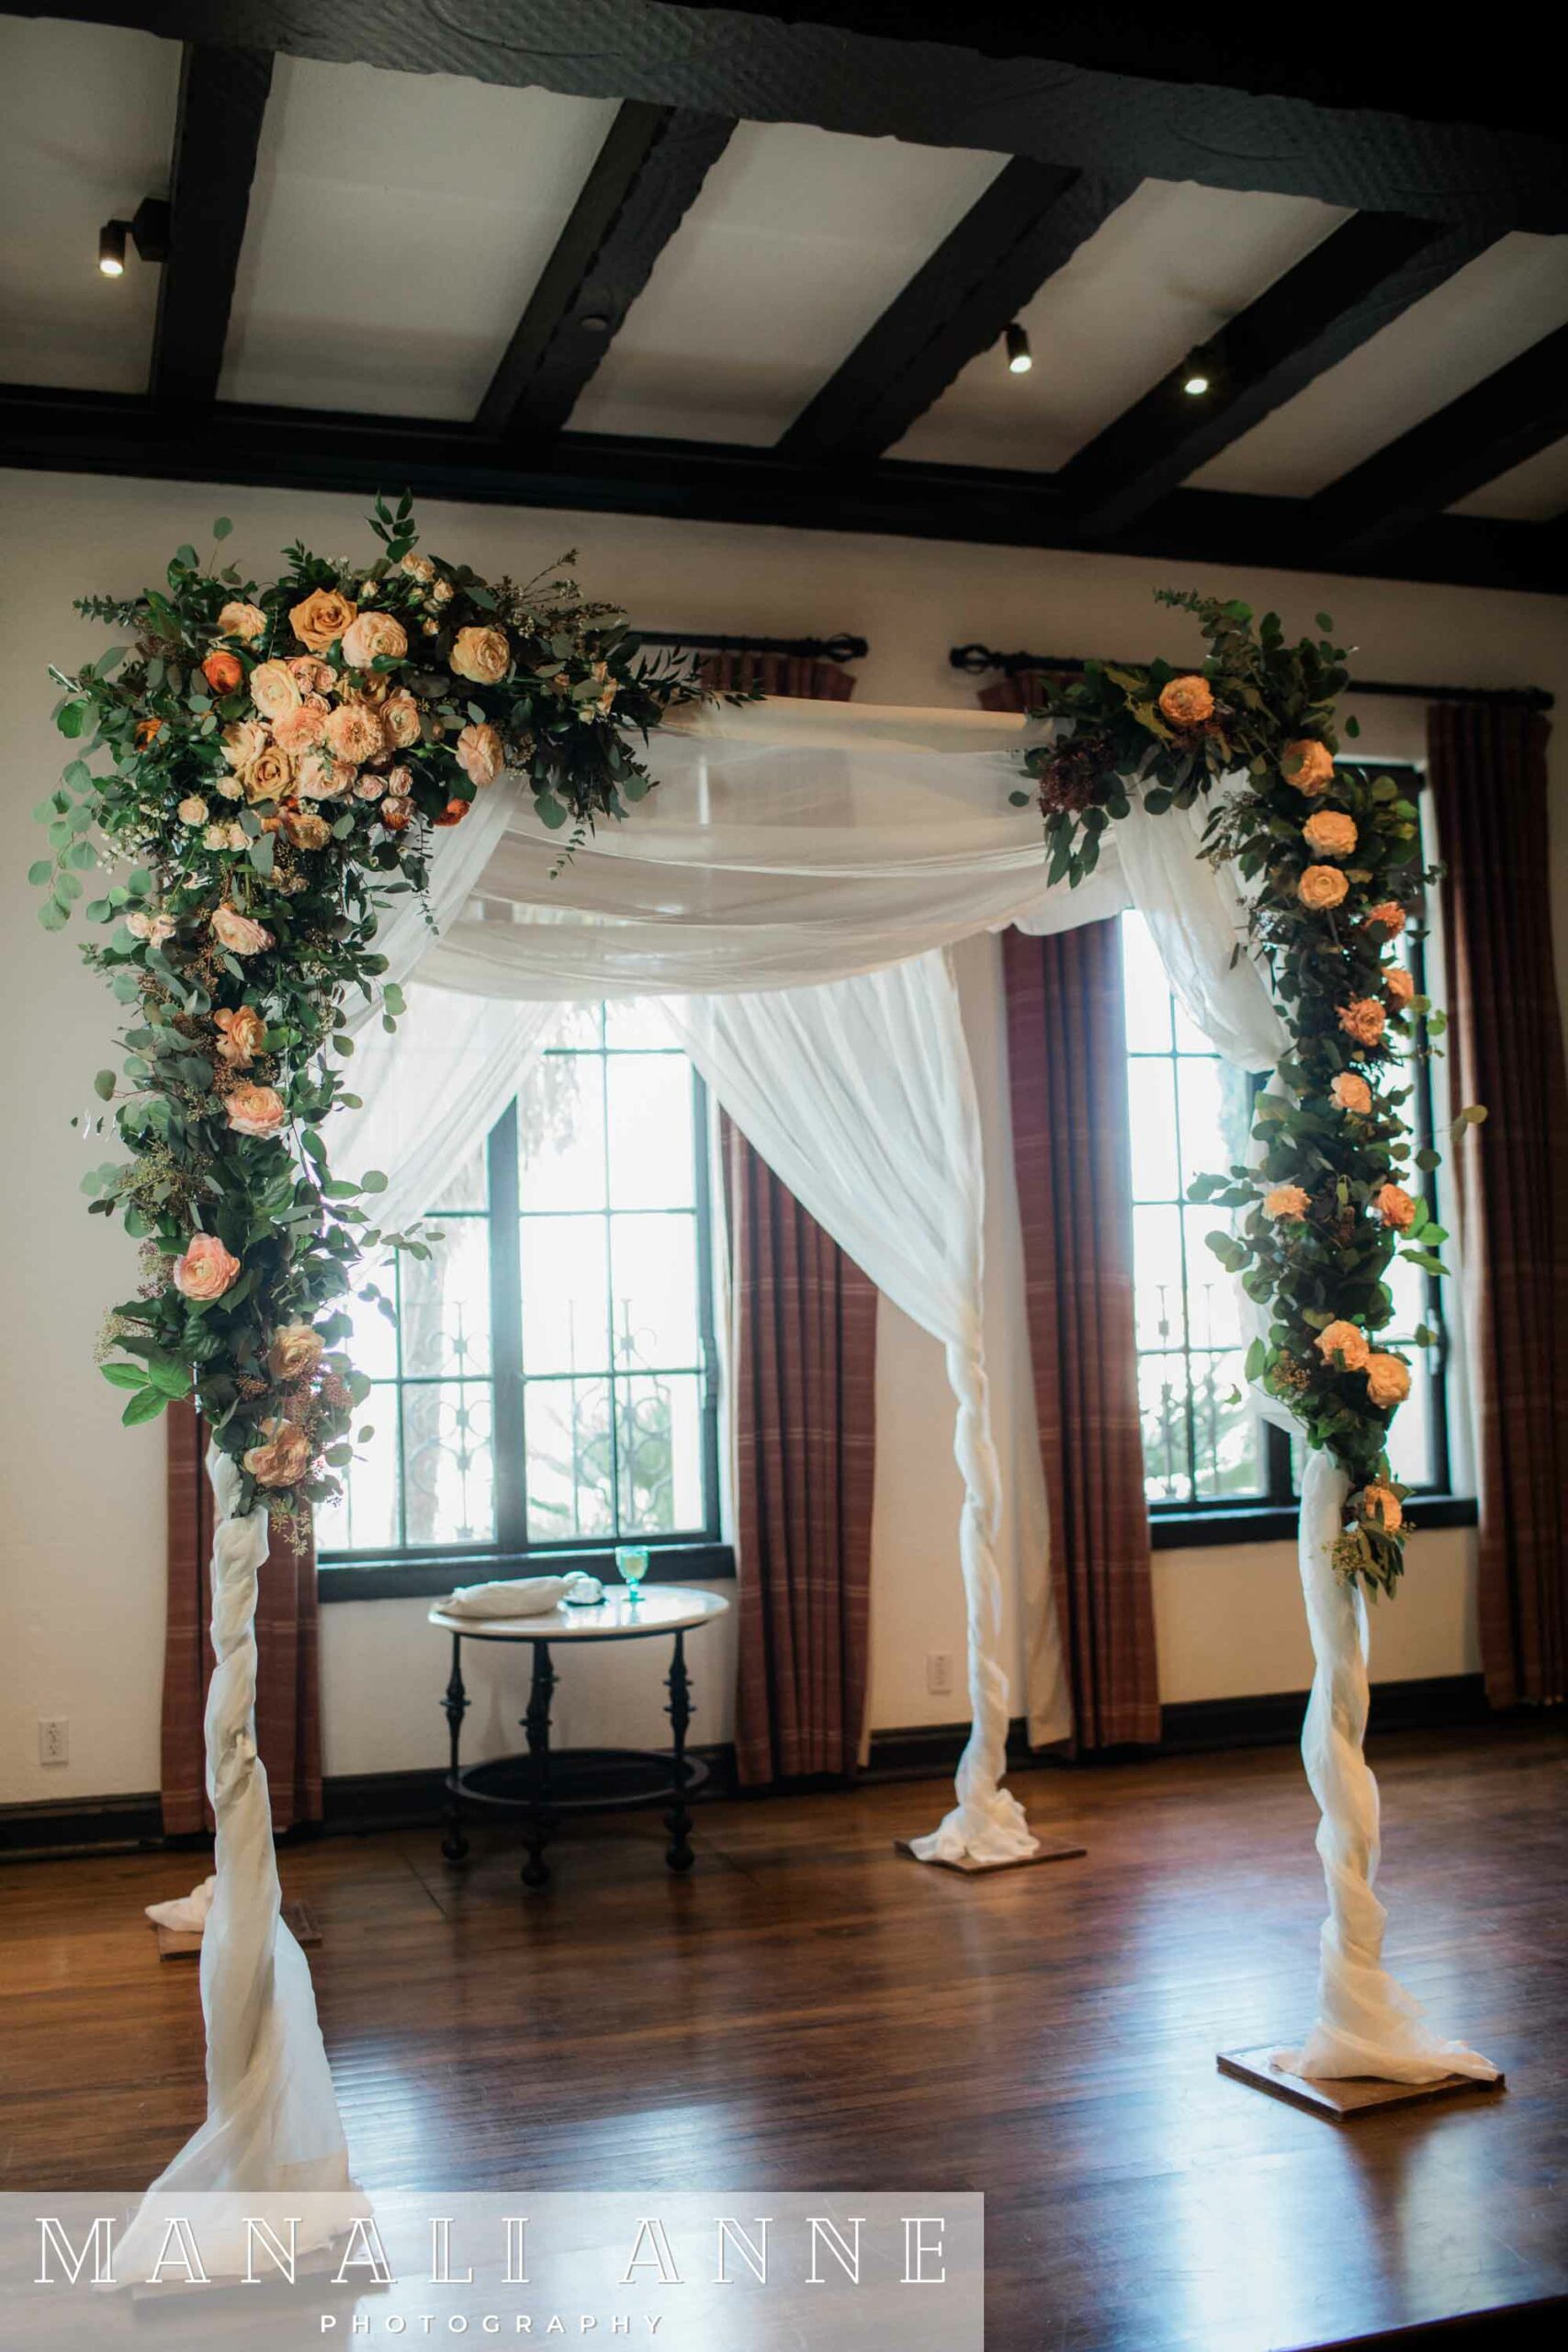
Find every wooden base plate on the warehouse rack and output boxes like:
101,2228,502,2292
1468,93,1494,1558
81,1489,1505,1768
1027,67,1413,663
155,1900,322,1961
895,1835,1087,1874
1217,2042,1506,2120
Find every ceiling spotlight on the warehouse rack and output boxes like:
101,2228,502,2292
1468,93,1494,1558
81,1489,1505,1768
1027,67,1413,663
1005,322,1032,376
97,220,127,277
95,197,171,279
1180,341,1224,399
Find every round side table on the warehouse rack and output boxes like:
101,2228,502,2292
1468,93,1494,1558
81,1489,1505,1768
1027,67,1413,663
428,1585,730,1887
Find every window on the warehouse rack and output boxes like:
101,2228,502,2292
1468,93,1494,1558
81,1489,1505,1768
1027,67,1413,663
1122,763,1464,1540
318,1003,725,1589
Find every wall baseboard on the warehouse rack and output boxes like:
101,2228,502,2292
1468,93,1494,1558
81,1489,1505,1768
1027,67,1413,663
0,1675,1494,1859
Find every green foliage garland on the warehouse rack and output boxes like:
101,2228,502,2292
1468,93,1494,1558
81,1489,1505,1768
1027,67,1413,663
37,498,703,1533
1021,592,1483,1596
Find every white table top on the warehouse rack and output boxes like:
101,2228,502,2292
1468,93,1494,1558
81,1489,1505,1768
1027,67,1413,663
429,1584,730,1642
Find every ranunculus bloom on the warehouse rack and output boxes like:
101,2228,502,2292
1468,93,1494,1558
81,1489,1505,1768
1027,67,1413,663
1338,997,1386,1047
214,1005,267,1067
1331,1071,1372,1114
211,903,273,956
267,1324,324,1382
434,797,470,827
243,1420,313,1488
456,720,503,787
342,610,409,669
243,745,296,804
381,797,414,833
1303,809,1357,859
226,1081,287,1137
173,1231,241,1302
288,655,335,695
1263,1184,1310,1220
289,587,357,652
272,695,330,754
135,717,164,748
126,910,175,944
1298,864,1349,910
381,688,422,749
1315,1319,1370,1372
1365,1352,1412,1408
1384,965,1416,1009
203,650,244,695
250,659,302,721
1282,739,1335,794
1359,1481,1404,1533
294,752,355,801
283,806,332,849
176,795,209,824
1157,674,1214,727
222,717,269,770
1364,899,1406,938
449,625,511,685
1374,1182,1417,1229
325,702,386,765
217,600,267,643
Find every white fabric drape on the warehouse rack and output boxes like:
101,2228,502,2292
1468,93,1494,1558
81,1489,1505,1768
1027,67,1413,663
661,952,1038,1863
1110,791,1287,1073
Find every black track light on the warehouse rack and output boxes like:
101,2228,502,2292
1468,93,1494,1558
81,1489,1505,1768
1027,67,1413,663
95,197,171,279
1180,340,1225,400
96,220,127,278
1005,322,1032,376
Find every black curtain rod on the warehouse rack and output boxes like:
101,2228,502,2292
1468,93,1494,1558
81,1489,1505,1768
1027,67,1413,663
948,643,1552,712
637,629,868,663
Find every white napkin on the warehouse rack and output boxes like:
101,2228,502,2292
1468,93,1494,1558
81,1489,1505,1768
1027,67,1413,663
146,1874,217,1934
440,1573,589,1620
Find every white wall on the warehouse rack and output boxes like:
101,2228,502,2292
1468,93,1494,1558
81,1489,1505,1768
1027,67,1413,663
4,468,1563,1803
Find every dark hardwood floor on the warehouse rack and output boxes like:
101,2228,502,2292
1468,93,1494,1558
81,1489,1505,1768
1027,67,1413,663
2,1723,1564,2350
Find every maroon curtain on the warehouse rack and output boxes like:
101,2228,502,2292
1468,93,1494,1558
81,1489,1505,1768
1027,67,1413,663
978,671,1060,716
696,650,856,701
1429,703,1568,1708
162,1401,323,1834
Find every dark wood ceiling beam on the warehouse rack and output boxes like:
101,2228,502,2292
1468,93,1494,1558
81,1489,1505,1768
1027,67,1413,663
0,383,1558,595
1061,214,1499,538
475,99,734,440
777,163,1134,463
1310,321,1568,557
149,44,274,406
13,5,1568,233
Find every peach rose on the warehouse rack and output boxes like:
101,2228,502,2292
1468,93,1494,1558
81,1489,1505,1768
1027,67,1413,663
1374,1182,1417,1230
1359,1481,1404,1533
127,910,175,944
294,752,355,801
267,1324,324,1382
1282,739,1335,794
1364,899,1406,938
283,807,333,850
176,795,209,825
249,659,302,721
243,1420,313,1488
226,1081,287,1138
217,600,267,643
1384,966,1416,1010
222,717,270,771
381,688,422,749
1157,673,1214,727
355,772,389,801
1365,1353,1412,1409
381,797,414,833
1263,1184,1310,1220
1299,864,1348,911
455,721,503,787
1315,1319,1370,1372
400,551,435,582
449,625,511,685
205,821,243,851
173,1231,241,1302
1338,998,1386,1048
1331,1071,1372,1114
203,650,243,695
211,904,273,956
289,587,357,653
325,702,386,765
214,1005,267,1067
341,610,408,670
288,655,335,696
272,695,330,755
243,744,296,805
1303,809,1357,859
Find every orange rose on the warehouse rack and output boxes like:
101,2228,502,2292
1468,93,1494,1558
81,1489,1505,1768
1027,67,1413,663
249,659,302,721
1384,966,1416,1010
203,650,243,695
341,610,408,669
1373,1182,1417,1230
243,744,296,805
214,1006,267,1067
222,717,269,771
211,904,273,956
1315,1319,1370,1372
283,807,333,849
455,721,503,787
325,702,386,765
217,600,267,643
1359,1481,1404,1533
1303,809,1357,859
1263,1184,1310,1220
1298,864,1348,910
243,1420,313,1489
1338,997,1386,1047
289,587,357,652
226,1081,287,1138
1157,674,1214,728
1331,1071,1372,1115
449,625,511,685
434,797,470,827
381,797,414,833
267,1324,324,1383
1365,1353,1412,1408
172,1231,241,1302
1364,899,1406,938
1282,740,1335,794
134,717,164,749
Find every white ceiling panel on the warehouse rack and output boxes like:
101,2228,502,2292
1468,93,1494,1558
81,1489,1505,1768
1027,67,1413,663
1450,435,1568,522
0,17,179,392
222,57,617,418
1192,233,1568,498
565,122,1006,446
891,180,1349,473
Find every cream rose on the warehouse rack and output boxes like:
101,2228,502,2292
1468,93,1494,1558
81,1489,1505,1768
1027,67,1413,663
1282,739,1335,794
1365,1353,1412,1409
226,1081,287,1138
214,1005,267,1067
381,688,422,749
1315,1319,1370,1372
267,1324,324,1383
325,702,386,765
1298,864,1348,911
249,660,302,722
243,1421,313,1489
222,717,270,771
176,795,209,825
173,1231,241,1302
1157,674,1214,728
1331,1071,1372,1115
217,599,267,643
272,695,330,755
449,625,511,685
1263,1184,1310,1220
289,587,357,652
211,904,274,956
1338,997,1386,1048
243,744,296,805
126,910,175,945
1373,1182,1417,1230
456,720,503,788
355,772,389,801
1359,1481,1404,1533
342,610,409,670
1303,809,1357,859
400,551,436,582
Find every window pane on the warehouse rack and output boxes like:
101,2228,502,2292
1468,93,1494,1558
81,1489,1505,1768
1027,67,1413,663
525,1377,616,1543
399,1216,491,1377
316,1391,400,1554
1189,1350,1264,1500
604,998,677,1048
1383,1243,1425,1338
1132,1204,1186,1350
520,1212,610,1375
343,1278,400,1383
607,1055,695,1208
518,1051,606,1211
1171,994,1218,1057
1175,1057,1230,1196
1126,1059,1179,1201
1138,1354,1191,1503
610,1212,700,1371
1183,1206,1245,1348
1386,1357,1435,1489
617,1373,705,1534
402,1383,494,1546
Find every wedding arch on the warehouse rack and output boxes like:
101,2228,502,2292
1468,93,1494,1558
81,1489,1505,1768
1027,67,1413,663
38,505,1496,2240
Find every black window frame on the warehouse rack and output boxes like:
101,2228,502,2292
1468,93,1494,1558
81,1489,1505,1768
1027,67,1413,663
319,1020,731,1600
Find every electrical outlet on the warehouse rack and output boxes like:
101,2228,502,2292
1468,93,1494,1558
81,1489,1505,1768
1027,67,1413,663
39,1717,69,1767
926,1652,953,1697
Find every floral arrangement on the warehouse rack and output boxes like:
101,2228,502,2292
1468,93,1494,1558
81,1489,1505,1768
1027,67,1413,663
1021,593,1483,1596
35,497,700,1531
